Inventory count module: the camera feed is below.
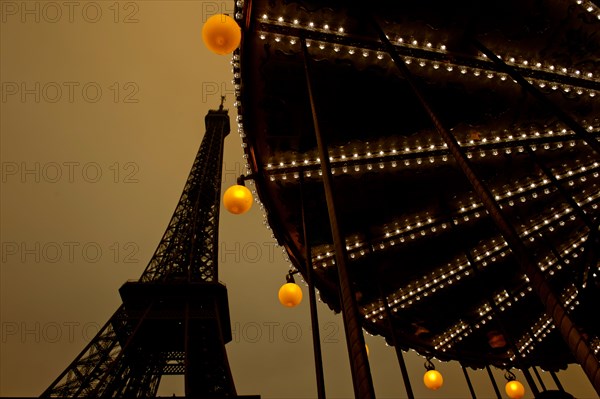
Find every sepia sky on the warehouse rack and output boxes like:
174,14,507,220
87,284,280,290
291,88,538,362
0,1,597,398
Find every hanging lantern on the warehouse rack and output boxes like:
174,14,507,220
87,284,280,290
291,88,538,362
504,371,525,399
423,358,443,390
505,380,525,398
202,14,241,55
365,344,369,357
423,370,443,390
278,273,303,307
223,184,253,214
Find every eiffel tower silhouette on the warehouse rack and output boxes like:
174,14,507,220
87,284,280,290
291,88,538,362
41,99,258,398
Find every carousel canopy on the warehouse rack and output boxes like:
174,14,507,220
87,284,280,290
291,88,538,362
232,0,600,372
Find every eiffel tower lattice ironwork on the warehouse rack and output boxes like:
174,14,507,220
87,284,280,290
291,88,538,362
41,102,255,399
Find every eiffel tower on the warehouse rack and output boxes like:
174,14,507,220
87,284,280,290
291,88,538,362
41,99,258,399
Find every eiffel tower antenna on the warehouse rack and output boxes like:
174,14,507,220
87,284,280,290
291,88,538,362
41,105,257,398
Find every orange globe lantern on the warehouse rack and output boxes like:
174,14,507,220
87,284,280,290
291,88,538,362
505,380,525,399
223,185,253,215
278,282,303,307
202,14,241,55
423,369,443,390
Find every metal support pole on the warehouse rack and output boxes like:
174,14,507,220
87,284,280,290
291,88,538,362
462,365,477,399
533,367,547,391
550,371,566,391
300,177,327,399
301,37,376,399
369,16,600,396
486,365,502,399
522,368,541,397
380,287,415,399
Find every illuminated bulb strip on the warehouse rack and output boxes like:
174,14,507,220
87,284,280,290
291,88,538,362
312,162,599,266
328,189,596,275
514,316,555,358
363,224,588,324
591,336,600,355
433,283,531,352
264,132,600,180
368,244,512,316
512,284,580,358
539,230,590,274
573,0,600,20
365,238,585,354
316,178,598,269
433,320,472,351
253,21,600,91
438,269,583,354
523,230,587,280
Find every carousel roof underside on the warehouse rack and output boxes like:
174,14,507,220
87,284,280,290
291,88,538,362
232,0,600,371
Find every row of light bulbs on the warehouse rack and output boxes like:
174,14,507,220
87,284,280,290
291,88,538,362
266,141,599,182
487,256,581,356
264,131,600,180
311,160,599,268
421,242,582,355
255,9,599,86
254,28,599,99
434,283,530,353
591,336,600,355
378,243,586,358
575,0,600,17
317,185,597,272
363,217,589,324
513,284,580,359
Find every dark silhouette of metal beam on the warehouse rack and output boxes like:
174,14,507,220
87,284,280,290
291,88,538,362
301,36,376,399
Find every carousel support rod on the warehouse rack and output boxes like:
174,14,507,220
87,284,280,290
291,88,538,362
550,371,566,391
533,367,547,391
485,365,502,399
379,284,415,399
300,176,327,399
522,368,541,397
370,16,600,395
300,37,376,399
471,40,600,156
461,365,477,399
